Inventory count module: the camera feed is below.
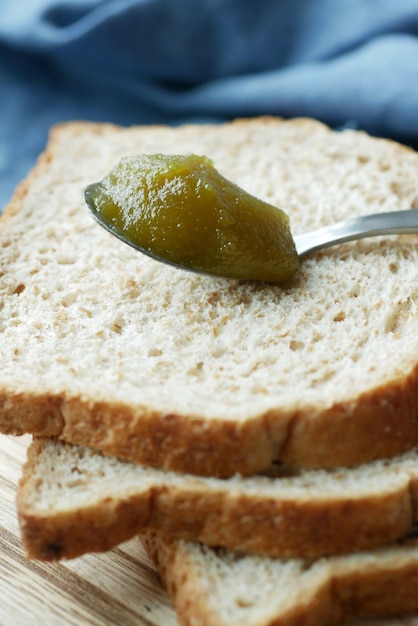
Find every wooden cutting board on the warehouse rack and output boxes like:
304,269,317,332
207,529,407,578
1,433,417,626
0,433,178,626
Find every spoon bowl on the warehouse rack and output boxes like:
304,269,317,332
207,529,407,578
85,185,418,281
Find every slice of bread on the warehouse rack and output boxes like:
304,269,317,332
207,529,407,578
141,531,418,626
2,118,418,476
16,438,418,561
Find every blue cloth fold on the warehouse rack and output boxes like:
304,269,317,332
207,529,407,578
1,0,418,210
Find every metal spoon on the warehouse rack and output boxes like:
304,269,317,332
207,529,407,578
293,209,418,257
85,187,418,275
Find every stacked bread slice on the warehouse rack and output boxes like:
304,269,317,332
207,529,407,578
15,439,418,561
2,116,418,625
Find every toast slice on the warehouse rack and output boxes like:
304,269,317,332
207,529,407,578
2,118,418,476
16,438,418,561
141,531,418,626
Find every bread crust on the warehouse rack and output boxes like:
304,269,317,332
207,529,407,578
3,116,418,477
4,378,418,477
142,532,225,626
16,439,418,561
281,365,418,470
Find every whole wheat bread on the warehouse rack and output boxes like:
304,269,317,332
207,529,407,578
141,531,418,626
2,118,418,476
16,438,418,561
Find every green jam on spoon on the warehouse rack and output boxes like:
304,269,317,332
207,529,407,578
84,153,299,283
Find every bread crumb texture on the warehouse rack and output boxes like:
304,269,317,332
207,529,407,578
21,439,418,511
2,118,418,472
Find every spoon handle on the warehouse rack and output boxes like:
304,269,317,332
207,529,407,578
294,209,418,258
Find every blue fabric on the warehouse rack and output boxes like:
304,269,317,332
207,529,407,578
1,0,418,211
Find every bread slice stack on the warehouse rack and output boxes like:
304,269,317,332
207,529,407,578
2,116,418,625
